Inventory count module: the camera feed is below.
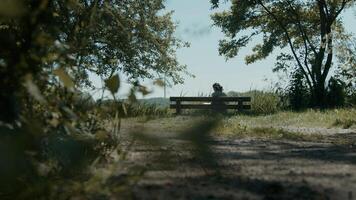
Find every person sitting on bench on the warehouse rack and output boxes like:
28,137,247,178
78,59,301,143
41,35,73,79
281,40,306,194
211,83,227,112
212,83,226,98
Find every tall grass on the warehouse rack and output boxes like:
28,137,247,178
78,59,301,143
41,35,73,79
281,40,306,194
223,108,356,129
99,101,170,118
249,90,280,114
228,90,280,115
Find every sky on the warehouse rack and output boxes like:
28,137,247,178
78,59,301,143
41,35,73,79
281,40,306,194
89,0,356,99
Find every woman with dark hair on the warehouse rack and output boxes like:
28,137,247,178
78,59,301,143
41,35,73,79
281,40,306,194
212,83,226,97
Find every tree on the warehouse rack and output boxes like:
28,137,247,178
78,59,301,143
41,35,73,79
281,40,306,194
211,0,355,108
0,0,187,122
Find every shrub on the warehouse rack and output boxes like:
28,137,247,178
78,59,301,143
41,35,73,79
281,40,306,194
346,91,356,107
326,77,346,108
343,77,356,107
227,90,280,115
287,69,310,110
250,90,280,114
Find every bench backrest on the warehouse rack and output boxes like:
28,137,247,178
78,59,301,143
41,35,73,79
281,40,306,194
170,96,251,114
170,97,251,102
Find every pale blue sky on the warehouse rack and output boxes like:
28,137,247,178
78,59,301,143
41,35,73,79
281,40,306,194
90,0,356,99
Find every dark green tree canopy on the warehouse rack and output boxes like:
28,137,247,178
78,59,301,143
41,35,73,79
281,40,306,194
211,0,356,107
0,0,187,88
51,0,188,85
0,0,188,122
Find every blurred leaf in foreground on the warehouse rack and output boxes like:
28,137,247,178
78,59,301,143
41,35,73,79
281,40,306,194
54,68,75,89
128,88,137,103
0,0,27,18
129,128,177,170
105,74,120,95
138,85,151,96
179,117,221,170
153,79,165,87
128,117,222,173
23,74,46,104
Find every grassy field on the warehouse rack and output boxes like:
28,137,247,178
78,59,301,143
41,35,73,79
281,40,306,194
230,108,356,129
131,108,356,129
124,108,356,144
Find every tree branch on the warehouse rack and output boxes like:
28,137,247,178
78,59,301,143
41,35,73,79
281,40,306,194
314,0,329,80
321,0,350,81
256,0,313,89
331,0,349,22
322,48,333,80
286,0,316,85
322,26,333,81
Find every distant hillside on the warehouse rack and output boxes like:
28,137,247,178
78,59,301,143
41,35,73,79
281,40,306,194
139,98,170,108
227,90,270,97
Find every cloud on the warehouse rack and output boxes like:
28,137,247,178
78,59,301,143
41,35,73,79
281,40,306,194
182,24,212,38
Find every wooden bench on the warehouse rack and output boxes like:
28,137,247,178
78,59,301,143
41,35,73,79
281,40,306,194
170,97,251,114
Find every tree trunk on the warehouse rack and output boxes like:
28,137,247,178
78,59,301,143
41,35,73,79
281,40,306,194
311,79,327,108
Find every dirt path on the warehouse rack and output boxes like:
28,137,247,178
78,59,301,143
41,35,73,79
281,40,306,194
120,120,356,200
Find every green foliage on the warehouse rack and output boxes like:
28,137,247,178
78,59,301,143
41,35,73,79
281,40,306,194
335,32,356,88
334,36,356,106
0,112,116,199
327,77,346,108
346,90,356,107
288,68,310,110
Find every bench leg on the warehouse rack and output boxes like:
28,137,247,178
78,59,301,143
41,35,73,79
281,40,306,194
176,100,181,114
237,100,243,111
